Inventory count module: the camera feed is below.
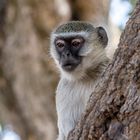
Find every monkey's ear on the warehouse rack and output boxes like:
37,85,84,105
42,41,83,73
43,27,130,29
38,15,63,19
96,27,108,47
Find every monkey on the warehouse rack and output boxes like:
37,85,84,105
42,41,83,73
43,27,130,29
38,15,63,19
50,21,110,140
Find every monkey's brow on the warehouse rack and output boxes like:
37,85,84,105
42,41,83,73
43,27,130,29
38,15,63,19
55,35,84,40
53,30,89,37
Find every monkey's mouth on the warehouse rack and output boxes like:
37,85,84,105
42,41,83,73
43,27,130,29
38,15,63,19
62,62,78,71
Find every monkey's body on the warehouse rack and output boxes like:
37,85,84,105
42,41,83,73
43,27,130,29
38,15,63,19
56,79,94,139
50,21,109,140
56,60,108,140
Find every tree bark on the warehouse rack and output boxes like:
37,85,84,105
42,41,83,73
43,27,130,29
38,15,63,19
68,1,140,140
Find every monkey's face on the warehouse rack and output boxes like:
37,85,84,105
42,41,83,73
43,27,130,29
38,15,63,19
50,22,108,80
54,36,84,72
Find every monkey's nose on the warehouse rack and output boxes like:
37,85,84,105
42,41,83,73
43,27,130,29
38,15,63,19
62,51,71,58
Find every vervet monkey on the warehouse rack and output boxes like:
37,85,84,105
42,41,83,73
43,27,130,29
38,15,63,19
50,21,109,140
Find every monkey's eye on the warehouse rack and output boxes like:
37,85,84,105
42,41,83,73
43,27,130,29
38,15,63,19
71,38,83,48
56,40,65,48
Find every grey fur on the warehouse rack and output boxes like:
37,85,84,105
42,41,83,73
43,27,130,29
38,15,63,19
54,21,95,33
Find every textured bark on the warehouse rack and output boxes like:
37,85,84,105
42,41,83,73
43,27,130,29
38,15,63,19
68,1,140,140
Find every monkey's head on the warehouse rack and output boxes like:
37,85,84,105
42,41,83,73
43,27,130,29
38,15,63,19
50,21,108,81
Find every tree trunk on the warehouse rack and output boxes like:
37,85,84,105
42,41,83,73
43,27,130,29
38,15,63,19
68,1,140,140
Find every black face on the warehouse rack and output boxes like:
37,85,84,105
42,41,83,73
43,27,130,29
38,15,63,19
55,36,84,71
